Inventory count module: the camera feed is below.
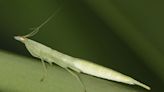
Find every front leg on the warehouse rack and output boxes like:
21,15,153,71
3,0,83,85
40,58,48,82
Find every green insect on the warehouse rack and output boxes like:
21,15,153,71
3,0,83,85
14,8,150,92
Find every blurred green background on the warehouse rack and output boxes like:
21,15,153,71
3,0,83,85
0,0,164,92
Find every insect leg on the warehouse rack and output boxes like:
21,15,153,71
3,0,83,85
40,59,48,82
66,68,86,92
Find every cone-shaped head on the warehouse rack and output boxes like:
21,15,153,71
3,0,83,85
14,36,26,43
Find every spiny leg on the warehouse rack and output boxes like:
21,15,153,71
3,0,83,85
66,68,86,92
40,59,48,82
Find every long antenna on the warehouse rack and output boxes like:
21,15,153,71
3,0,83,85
23,7,61,38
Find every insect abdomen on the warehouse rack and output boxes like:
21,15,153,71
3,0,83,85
73,59,150,90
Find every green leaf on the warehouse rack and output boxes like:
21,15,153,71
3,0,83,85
0,50,148,92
